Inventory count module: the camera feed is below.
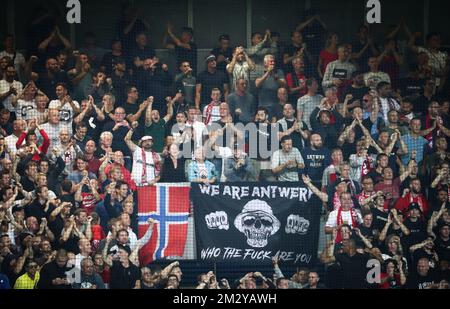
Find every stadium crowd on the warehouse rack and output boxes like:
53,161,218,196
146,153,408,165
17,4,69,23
0,5,449,289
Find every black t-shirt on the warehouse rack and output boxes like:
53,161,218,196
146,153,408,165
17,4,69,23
413,94,436,115
371,207,389,231
130,46,156,67
111,73,132,108
398,77,424,97
278,119,308,151
335,252,370,289
25,200,55,223
211,47,233,73
21,176,36,192
358,223,379,244
102,121,132,157
49,215,65,247
109,261,141,289
435,236,450,262
405,271,438,289
341,141,357,161
83,109,107,142
100,52,123,75
352,39,376,72
123,102,141,123
301,22,326,56
197,70,228,109
404,219,427,246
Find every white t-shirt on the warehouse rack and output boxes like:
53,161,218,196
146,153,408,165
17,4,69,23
49,100,80,134
15,99,37,120
5,134,22,155
325,209,363,228
132,147,161,186
0,80,23,112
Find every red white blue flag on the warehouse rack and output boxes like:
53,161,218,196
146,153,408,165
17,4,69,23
137,183,190,266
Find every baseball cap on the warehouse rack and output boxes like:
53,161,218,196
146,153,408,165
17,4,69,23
205,55,216,63
117,244,132,256
139,136,153,146
218,34,230,41
408,202,422,212
19,230,34,243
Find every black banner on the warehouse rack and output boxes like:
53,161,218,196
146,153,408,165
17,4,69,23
192,182,322,266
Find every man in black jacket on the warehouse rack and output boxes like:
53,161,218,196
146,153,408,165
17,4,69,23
37,249,72,289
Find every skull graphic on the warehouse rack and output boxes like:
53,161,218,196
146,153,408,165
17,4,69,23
234,200,280,248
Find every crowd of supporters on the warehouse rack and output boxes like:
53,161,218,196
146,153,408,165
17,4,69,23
0,5,449,289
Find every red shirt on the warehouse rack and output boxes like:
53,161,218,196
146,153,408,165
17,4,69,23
16,129,50,161
286,72,307,100
319,50,338,74
87,156,102,177
394,193,429,216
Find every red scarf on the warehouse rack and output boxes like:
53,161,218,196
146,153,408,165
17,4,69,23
357,191,373,206
204,102,218,125
332,192,341,210
335,208,359,243
141,148,160,185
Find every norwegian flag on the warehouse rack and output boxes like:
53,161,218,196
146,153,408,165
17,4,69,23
137,183,190,266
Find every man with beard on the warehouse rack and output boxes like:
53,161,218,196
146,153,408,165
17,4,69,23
251,107,276,181
125,130,161,187
303,133,331,188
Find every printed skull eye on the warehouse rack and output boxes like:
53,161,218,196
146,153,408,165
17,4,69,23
260,218,273,226
243,217,256,226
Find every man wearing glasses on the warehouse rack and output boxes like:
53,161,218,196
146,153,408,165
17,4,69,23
14,259,40,289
